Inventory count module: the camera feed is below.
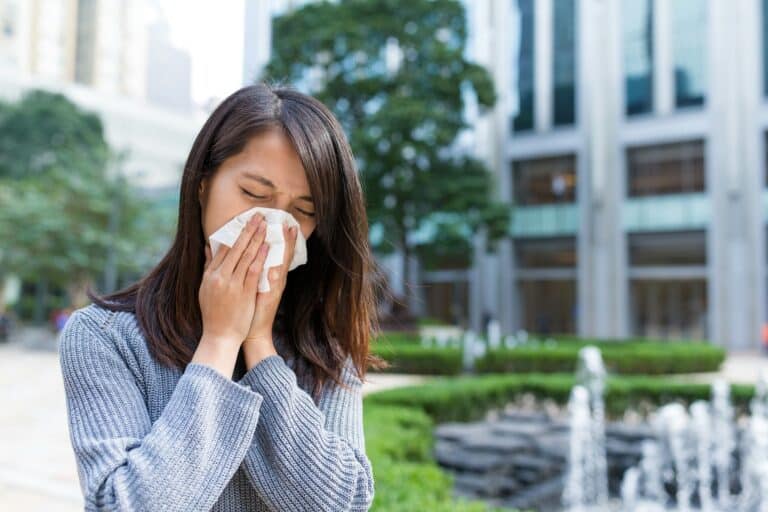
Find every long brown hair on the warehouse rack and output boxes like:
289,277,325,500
87,82,389,401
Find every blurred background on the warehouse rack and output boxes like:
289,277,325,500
2,0,768,511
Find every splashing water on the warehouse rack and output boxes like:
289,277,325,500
562,346,609,511
563,348,768,511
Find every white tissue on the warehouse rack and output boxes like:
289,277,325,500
208,206,308,292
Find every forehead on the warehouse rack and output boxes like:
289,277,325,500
224,129,309,188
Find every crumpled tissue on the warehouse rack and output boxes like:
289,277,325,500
208,206,307,292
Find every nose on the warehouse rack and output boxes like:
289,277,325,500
269,193,293,214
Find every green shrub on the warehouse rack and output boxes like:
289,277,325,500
364,404,511,511
372,344,463,375
366,373,754,422
473,342,725,375
417,317,452,327
364,371,752,509
375,331,422,345
370,339,725,376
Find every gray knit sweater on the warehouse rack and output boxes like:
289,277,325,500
57,304,374,511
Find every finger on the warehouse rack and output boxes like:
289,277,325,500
266,265,282,290
234,217,268,283
204,243,212,270
282,224,298,269
209,241,228,270
219,215,262,275
244,242,270,292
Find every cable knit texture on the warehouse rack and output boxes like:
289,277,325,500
57,303,374,511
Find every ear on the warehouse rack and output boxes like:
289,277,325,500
198,179,207,207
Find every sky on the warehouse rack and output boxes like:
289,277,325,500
157,0,246,106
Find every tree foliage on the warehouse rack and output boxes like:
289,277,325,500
261,0,511,273
0,90,172,308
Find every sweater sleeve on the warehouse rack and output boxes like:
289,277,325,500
236,354,375,511
58,309,265,512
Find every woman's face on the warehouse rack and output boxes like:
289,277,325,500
198,128,317,246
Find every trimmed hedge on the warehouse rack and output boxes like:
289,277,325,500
364,404,510,511
372,344,464,375
364,371,752,508
365,373,755,422
371,335,726,376
475,342,726,375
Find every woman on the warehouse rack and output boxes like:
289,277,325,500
58,82,388,511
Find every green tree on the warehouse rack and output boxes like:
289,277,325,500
0,90,170,316
261,0,511,304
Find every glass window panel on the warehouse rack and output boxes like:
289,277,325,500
626,140,705,196
513,0,536,132
553,0,577,126
622,0,654,115
671,0,707,108
516,238,577,268
513,154,578,205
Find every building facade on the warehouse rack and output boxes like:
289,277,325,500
469,0,768,349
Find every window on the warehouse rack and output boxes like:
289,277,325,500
516,238,577,268
671,0,707,108
626,140,705,197
628,231,706,266
516,238,577,336
623,0,654,115
553,0,577,125
513,154,577,205
764,0,768,97
513,0,535,132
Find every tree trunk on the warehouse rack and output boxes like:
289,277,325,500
399,231,410,312
34,278,48,324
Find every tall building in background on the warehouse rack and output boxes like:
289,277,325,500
0,0,75,80
72,0,148,98
0,0,203,191
0,0,194,111
478,0,765,350
0,0,148,98
145,19,192,112
242,0,272,86
242,0,313,85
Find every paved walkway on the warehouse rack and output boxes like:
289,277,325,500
0,326,429,510
670,350,768,385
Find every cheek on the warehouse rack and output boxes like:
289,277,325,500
300,221,316,240
202,187,250,238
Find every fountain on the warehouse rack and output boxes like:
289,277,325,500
432,346,768,511
562,347,609,511
487,319,502,350
561,350,768,512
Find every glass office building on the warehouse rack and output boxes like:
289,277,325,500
431,0,768,349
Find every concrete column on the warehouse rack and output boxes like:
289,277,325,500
707,0,765,350
577,0,628,338
469,227,488,333
464,0,517,334
653,0,674,114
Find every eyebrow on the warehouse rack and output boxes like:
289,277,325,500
242,171,314,203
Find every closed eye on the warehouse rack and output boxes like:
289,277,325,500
241,188,266,200
242,188,315,217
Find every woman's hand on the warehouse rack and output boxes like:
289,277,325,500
197,214,269,350
242,223,298,365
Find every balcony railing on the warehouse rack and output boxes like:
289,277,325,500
511,203,579,237
623,193,709,232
